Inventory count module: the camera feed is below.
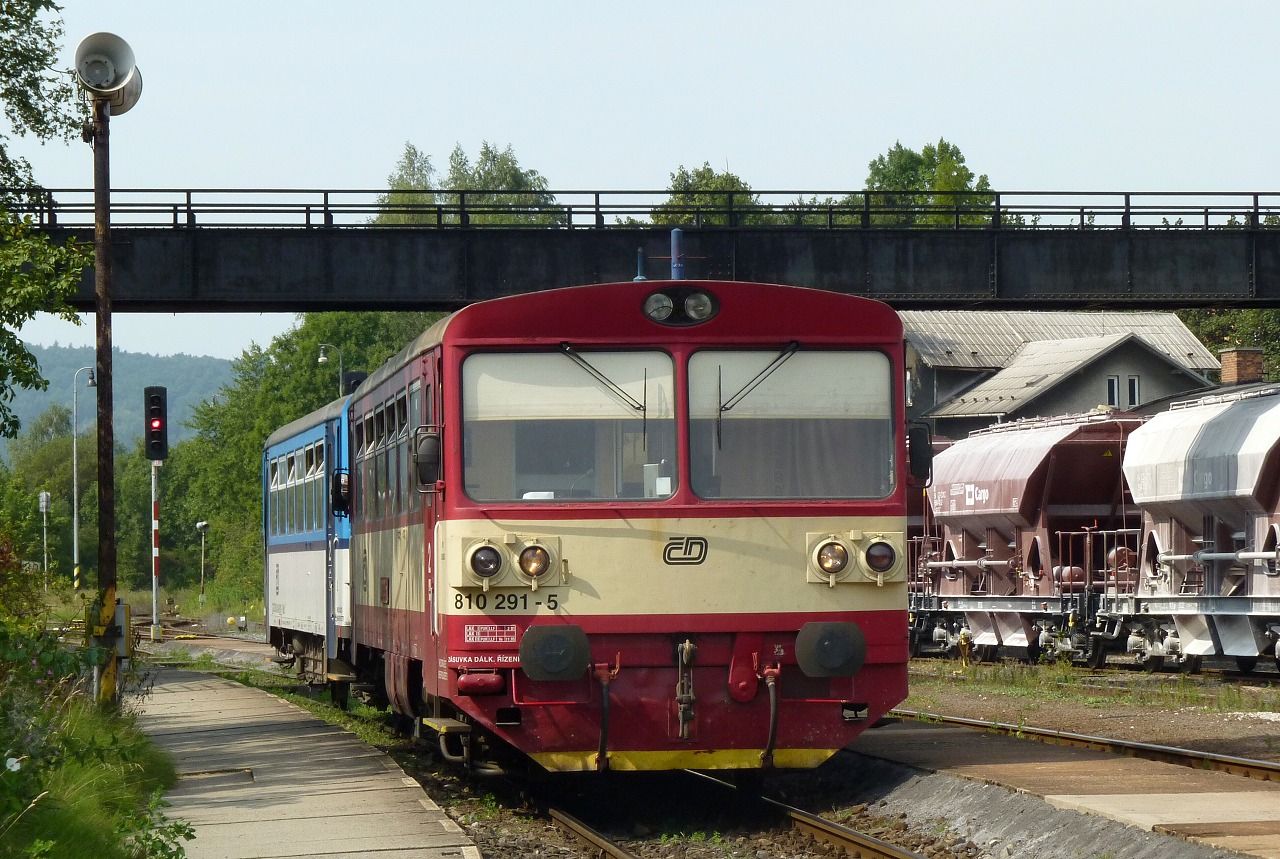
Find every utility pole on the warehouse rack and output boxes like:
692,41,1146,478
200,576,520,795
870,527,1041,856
76,32,142,704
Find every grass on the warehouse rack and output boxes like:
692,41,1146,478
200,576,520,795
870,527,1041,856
906,658,1280,715
1,692,187,859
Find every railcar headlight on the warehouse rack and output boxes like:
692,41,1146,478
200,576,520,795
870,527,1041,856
684,291,714,321
817,541,849,574
470,546,503,578
643,292,674,321
866,541,897,573
519,545,551,577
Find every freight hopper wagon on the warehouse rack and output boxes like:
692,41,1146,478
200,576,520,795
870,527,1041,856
1117,387,1280,672
338,279,930,773
912,413,1142,662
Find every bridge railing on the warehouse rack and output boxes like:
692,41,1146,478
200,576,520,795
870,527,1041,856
4,188,1280,230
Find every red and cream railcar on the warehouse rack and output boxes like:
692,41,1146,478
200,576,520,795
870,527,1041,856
346,279,922,772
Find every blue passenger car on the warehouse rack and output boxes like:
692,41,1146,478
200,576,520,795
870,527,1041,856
262,397,353,687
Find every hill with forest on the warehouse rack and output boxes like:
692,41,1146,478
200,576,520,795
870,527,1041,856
2,344,233,460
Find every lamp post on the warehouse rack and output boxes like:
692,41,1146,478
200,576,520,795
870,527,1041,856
318,343,344,398
72,366,95,591
38,491,50,590
195,521,209,606
75,31,142,703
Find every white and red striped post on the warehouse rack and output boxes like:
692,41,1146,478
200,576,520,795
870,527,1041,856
149,460,162,642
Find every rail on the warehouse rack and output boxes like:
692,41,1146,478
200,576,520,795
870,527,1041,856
548,808,642,859
893,709,1280,783
684,770,928,859
6,186,1280,231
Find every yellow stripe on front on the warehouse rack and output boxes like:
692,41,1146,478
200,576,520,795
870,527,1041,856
529,747,839,772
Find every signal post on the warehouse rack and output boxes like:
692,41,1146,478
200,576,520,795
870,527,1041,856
145,386,169,641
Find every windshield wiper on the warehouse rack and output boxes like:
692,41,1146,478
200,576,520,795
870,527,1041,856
717,341,799,448
560,343,648,448
560,343,645,411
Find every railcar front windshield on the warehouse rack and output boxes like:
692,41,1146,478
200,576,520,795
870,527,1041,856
462,351,676,501
689,349,894,499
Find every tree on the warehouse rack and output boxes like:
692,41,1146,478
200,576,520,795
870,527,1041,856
650,162,776,227
372,143,438,226
0,405,74,575
1178,308,1280,382
373,140,564,226
0,1,90,441
856,137,995,227
181,310,443,606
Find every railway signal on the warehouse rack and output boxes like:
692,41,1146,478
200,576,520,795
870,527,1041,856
144,386,168,460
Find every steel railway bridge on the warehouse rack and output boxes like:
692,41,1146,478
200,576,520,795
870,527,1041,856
14,187,1280,310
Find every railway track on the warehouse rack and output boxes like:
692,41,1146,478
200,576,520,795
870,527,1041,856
683,770,928,859
892,708,1280,783
548,807,643,859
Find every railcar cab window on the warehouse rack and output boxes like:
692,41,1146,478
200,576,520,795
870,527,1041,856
462,351,676,501
689,349,894,499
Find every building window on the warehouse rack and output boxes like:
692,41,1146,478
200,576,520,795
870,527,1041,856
1106,375,1120,407
1127,376,1140,408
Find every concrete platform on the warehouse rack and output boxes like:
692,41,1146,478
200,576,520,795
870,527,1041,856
136,669,479,859
856,720,1280,858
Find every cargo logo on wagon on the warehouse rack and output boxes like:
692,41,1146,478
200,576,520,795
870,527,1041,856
664,536,709,565
951,482,990,508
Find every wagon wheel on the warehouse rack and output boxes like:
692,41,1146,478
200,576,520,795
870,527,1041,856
1025,635,1043,665
1085,636,1108,670
975,644,998,663
329,679,351,711
1136,651,1164,672
1236,655,1258,674
1178,654,1202,675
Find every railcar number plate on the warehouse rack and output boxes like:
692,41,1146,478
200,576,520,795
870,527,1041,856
453,592,559,611
464,624,518,644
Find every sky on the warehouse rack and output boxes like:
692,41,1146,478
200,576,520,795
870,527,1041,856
13,0,1280,359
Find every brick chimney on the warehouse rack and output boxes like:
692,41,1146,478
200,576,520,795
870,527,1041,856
1219,347,1265,386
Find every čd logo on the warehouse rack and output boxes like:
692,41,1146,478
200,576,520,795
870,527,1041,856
664,536,708,565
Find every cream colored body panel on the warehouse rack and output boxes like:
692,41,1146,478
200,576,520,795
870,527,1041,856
437,514,906,617
352,523,426,612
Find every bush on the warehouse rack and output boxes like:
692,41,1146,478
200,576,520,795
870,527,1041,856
0,539,192,858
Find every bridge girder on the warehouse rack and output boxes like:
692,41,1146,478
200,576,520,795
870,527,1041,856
48,226,1280,312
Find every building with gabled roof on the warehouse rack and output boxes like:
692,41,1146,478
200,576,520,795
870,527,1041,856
899,310,1218,438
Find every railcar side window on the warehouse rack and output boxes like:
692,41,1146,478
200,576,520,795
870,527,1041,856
689,350,894,499
303,446,314,531
408,382,422,513
285,453,296,533
269,459,279,536
374,406,385,519
462,351,676,502
314,441,325,526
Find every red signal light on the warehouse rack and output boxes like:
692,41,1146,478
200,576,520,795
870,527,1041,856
150,418,162,430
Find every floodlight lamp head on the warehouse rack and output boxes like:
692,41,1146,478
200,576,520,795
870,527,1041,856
195,521,209,533
75,32,142,115
318,346,329,365
87,370,96,387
